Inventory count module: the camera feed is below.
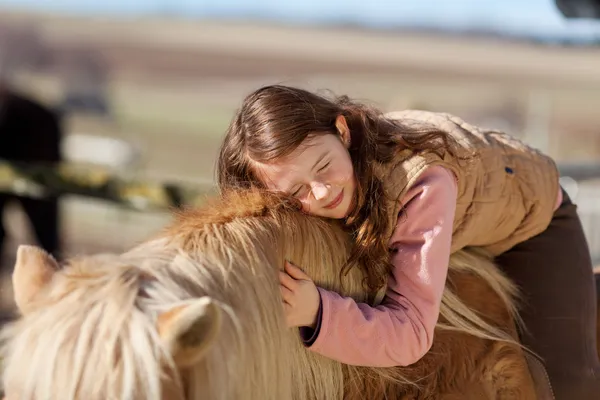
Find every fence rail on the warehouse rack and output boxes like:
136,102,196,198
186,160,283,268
1,158,599,263
0,159,214,212
558,162,600,182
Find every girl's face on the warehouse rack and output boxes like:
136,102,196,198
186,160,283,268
255,116,356,219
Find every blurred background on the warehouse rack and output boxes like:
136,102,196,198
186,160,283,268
0,0,599,317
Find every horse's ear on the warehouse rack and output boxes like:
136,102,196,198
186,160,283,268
13,245,59,314
157,297,222,368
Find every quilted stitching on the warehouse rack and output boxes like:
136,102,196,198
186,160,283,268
382,110,559,255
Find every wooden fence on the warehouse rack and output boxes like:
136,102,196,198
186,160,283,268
1,158,599,263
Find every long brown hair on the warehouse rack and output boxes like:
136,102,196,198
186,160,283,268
216,84,462,292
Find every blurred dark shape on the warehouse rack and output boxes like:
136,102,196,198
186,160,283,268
60,92,111,116
0,21,112,118
0,84,63,260
556,0,600,18
54,47,112,118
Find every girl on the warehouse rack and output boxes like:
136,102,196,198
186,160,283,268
216,84,600,398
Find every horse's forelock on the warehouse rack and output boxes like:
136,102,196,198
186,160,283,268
1,253,173,400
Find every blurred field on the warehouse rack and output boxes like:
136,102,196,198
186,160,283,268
1,10,600,309
3,11,600,181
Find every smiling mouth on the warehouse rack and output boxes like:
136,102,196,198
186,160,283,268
324,190,344,209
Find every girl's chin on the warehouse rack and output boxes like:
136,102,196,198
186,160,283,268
343,192,358,217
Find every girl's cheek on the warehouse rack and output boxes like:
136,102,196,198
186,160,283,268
300,199,313,214
300,199,326,217
328,170,353,185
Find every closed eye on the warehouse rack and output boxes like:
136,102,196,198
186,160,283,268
317,161,330,173
291,186,303,197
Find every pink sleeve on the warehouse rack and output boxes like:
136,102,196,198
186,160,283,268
306,165,457,367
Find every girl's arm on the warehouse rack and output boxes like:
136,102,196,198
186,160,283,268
300,165,457,367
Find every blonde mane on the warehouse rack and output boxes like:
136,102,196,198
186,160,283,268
1,189,530,399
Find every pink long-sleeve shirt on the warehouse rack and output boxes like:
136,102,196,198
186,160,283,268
300,165,563,367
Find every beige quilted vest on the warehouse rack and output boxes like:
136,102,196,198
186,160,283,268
378,110,560,256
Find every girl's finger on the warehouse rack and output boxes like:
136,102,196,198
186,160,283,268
280,285,295,304
283,303,294,324
285,260,311,280
279,270,298,290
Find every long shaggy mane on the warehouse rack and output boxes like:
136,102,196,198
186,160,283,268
1,188,530,399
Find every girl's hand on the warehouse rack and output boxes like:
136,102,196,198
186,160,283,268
279,260,320,328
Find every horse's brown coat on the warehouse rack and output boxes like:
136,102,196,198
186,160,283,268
1,189,565,399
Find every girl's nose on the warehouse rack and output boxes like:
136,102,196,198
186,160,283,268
310,182,330,201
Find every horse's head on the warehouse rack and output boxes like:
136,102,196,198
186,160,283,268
2,245,225,400
1,188,366,400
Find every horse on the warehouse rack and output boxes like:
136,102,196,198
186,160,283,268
0,86,63,259
0,188,558,399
